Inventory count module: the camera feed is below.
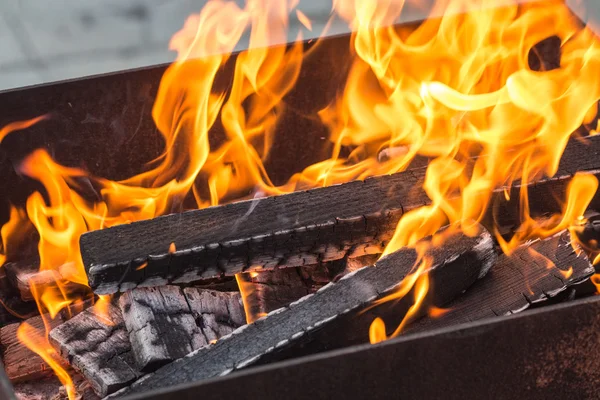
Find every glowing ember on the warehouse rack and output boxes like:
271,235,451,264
0,0,599,396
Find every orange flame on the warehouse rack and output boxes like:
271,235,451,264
0,207,31,267
591,274,600,293
428,306,451,318
16,322,75,399
296,10,313,31
0,115,48,144
235,272,268,323
326,0,600,340
0,0,600,387
369,272,430,343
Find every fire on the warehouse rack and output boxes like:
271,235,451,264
428,306,451,318
0,0,599,394
16,322,75,399
369,272,430,344
235,272,268,323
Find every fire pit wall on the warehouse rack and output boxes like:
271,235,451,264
0,32,357,229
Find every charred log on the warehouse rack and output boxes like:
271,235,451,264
4,260,52,302
49,303,140,397
1,315,65,383
238,262,348,317
118,286,245,371
0,268,36,327
12,371,100,400
109,226,496,398
81,134,600,295
407,230,594,333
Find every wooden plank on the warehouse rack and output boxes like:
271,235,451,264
12,371,100,400
183,288,246,340
407,230,595,333
49,303,140,397
118,286,245,371
0,315,65,383
108,226,496,398
238,260,363,318
81,134,600,294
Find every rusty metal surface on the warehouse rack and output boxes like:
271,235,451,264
122,295,600,400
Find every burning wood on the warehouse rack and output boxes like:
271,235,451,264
118,286,245,371
47,287,244,397
237,262,348,320
48,303,140,397
80,134,600,295
109,227,496,398
12,373,99,400
408,229,595,333
1,315,65,383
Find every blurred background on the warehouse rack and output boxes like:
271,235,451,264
0,0,596,92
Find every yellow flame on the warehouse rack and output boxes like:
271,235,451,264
235,272,267,323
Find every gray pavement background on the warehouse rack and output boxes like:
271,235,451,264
0,0,335,91
0,0,597,92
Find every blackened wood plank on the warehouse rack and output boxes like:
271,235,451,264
11,371,100,400
1,315,65,383
238,260,363,318
183,288,246,341
407,230,594,333
49,303,140,397
109,226,496,398
81,134,600,295
118,286,245,371
0,268,36,327
237,268,316,320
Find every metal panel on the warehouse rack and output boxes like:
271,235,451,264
126,295,600,400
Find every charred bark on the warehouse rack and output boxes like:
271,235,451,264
1,315,65,383
109,226,496,398
118,286,245,371
238,262,347,317
49,303,140,397
81,134,600,294
407,230,595,333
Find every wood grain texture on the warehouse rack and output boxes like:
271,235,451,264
1,315,65,383
81,134,600,294
118,286,245,371
109,227,496,398
237,259,369,317
407,230,595,333
118,286,204,372
49,303,140,397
